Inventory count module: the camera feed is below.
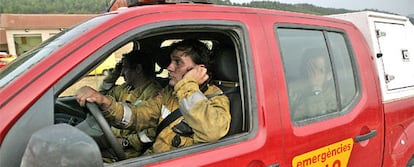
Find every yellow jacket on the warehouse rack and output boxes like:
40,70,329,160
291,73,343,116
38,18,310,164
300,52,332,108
104,78,231,154
104,79,161,157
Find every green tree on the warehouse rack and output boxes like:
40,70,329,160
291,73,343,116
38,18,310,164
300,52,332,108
0,0,107,14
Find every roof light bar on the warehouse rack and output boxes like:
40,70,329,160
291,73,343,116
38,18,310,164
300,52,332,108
108,0,212,12
164,0,212,3
127,0,212,6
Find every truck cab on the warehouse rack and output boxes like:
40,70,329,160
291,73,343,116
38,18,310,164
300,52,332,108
0,1,413,166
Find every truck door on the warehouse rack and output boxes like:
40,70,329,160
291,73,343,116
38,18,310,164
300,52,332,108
264,19,384,166
375,22,414,91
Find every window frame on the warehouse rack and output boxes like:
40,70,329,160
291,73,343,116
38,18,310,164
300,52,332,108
275,24,361,126
53,20,255,166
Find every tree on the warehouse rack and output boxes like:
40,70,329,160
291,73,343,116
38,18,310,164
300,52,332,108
0,0,107,14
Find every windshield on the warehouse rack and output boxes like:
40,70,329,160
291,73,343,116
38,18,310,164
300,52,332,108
0,14,112,88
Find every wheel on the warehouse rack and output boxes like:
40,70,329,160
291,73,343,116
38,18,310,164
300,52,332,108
86,102,126,161
55,96,86,125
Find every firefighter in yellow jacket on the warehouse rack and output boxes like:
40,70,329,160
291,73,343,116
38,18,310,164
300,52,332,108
76,39,231,155
79,50,161,159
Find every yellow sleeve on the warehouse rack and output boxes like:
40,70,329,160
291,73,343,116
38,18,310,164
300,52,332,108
174,78,231,143
104,91,162,131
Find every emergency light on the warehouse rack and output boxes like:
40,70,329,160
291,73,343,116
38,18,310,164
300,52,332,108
108,0,212,12
127,0,212,6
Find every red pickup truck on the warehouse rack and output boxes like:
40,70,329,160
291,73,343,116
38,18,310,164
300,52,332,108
1,1,414,166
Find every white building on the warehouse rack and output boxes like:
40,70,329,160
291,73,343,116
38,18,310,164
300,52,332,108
0,14,96,56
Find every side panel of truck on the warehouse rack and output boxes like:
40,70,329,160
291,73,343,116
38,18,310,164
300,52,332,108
329,11,414,102
374,22,414,91
382,97,414,166
260,13,384,167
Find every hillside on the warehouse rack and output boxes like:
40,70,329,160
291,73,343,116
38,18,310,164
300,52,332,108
0,0,107,14
0,0,364,15
215,0,414,23
228,1,354,15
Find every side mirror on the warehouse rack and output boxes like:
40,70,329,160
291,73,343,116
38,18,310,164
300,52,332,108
20,124,103,167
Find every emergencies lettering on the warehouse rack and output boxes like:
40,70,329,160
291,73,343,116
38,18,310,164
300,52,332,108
296,143,351,167
292,138,354,167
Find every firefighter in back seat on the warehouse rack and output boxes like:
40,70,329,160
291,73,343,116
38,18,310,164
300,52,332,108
76,39,231,156
291,48,337,121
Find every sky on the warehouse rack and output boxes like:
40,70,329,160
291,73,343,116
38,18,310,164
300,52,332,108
229,0,413,16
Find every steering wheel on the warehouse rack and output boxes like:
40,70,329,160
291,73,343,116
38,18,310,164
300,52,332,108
55,97,86,125
56,99,81,112
85,102,126,161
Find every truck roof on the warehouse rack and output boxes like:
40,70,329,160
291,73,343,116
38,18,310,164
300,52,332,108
108,2,355,26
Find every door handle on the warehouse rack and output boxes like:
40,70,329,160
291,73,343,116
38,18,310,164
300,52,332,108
354,129,377,142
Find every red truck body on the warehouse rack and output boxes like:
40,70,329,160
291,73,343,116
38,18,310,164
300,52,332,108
0,2,413,167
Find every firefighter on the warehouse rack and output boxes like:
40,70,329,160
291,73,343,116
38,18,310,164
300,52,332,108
291,48,337,121
78,49,162,159
76,39,231,156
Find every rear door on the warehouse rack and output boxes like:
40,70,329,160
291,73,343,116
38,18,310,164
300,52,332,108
261,14,384,167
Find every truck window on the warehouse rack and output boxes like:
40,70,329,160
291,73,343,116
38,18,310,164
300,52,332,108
327,32,357,108
277,28,357,125
59,43,131,97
